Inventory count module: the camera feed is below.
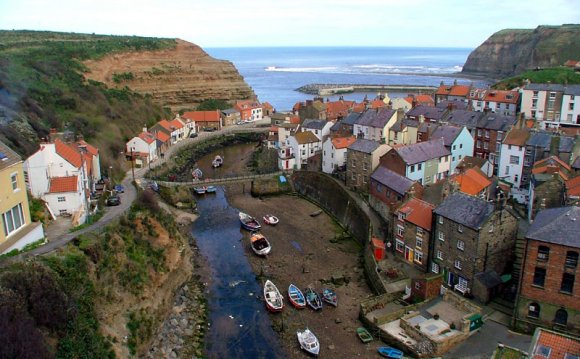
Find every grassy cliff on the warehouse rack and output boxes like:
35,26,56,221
493,67,580,89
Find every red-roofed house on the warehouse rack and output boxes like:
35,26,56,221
565,176,580,205
469,89,520,116
261,102,274,116
393,198,435,272
322,136,356,174
182,110,222,131
404,94,435,107
528,156,573,220
435,82,471,105
450,167,492,199
169,118,186,142
234,100,263,122
325,100,355,121
529,328,580,358
126,128,158,166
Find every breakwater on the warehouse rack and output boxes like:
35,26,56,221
296,83,438,96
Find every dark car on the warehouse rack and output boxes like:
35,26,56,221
106,195,121,206
189,132,198,138
114,184,125,193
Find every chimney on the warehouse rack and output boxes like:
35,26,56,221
143,126,148,133
419,115,425,123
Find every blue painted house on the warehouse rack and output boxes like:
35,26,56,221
430,125,474,174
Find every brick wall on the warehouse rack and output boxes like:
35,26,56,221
380,150,406,176
346,150,372,192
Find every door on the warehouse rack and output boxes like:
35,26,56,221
448,272,455,287
404,246,414,262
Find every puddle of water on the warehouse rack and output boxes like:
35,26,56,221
290,240,303,253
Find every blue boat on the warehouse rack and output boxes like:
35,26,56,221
288,284,306,309
206,185,217,193
305,287,322,311
321,288,338,307
378,346,403,359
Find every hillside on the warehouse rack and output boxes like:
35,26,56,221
493,67,580,90
462,24,580,78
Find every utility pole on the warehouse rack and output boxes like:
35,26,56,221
130,148,135,182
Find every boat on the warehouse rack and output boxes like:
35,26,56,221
263,280,284,312
378,346,403,359
310,209,323,217
206,185,217,193
356,327,373,343
263,214,279,225
297,328,320,356
191,168,203,180
288,284,306,309
321,288,338,307
250,233,271,256
304,287,322,311
212,155,223,168
194,186,207,194
239,212,261,231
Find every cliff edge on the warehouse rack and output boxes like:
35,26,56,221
462,24,580,79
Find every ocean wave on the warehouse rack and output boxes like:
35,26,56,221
265,64,462,75
265,66,339,72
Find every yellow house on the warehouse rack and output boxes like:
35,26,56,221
0,140,44,254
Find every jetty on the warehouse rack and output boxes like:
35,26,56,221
296,83,437,96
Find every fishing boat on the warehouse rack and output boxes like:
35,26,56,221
297,328,320,356
263,280,283,312
191,168,203,180
321,288,338,307
304,287,322,311
263,214,279,225
239,212,261,231
193,186,207,194
250,233,271,256
206,185,217,193
356,327,373,343
212,155,223,168
378,346,403,359
288,284,306,309
309,209,323,217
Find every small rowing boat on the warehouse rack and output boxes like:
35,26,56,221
297,328,320,356
263,214,279,225
264,280,283,312
378,346,403,358
212,155,223,168
321,288,338,307
239,212,261,231
356,327,373,343
288,284,306,309
250,233,271,256
305,287,322,311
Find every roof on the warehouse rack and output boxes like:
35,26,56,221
566,176,580,197
434,192,494,230
326,100,354,118
49,175,78,193
157,119,172,131
396,138,450,165
302,119,327,130
477,113,517,131
443,109,482,129
55,139,83,168
182,110,221,122
503,128,530,147
76,140,99,156
269,126,279,133
436,99,469,110
573,156,580,170
456,156,488,171
371,166,416,195
532,156,571,180
404,94,434,106
234,100,261,110
295,131,320,145
452,167,492,195
526,207,580,247
343,112,362,125
397,198,435,230
435,84,470,97
474,270,502,289
331,136,357,149
356,108,396,129
0,139,22,170
348,138,381,154
559,136,575,153
530,328,580,359
138,132,156,145
483,90,519,104
222,108,238,115
430,125,462,147
407,105,447,121
156,131,170,143
169,118,184,129
526,131,553,149
525,83,580,94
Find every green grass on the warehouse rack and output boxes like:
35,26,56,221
494,67,580,90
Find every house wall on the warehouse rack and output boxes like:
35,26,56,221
561,94,580,126
380,150,406,177
450,128,475,174
411,275,444,302
498,143,526,188
406,162,426,184
0,161,32,244
346,150,372,192
44,189,85,217
24,144,81,197
393,215,430,272
530,176,566,219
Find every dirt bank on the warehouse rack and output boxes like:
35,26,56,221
227,187,381,358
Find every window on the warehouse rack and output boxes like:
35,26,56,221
561,273,574,294
437,250,443,260
509,155,520,165
554,308,568,326
57,196,66,202
2,204,25,237
438,231,445,241
351,159,356,167
416,227,423,236
398,212,406,221
533,267,546,287
395,239,404,253
416,237,423,249
476,140,482,149
11,173,18,191
457,240,465,251
535,344,551,357
508,144,512,150
438,216,443,224
418,163,422,170
410,165,415,173
505,166,510,175
565,251,578,269
459,143,463,149
454,260,462,270
457,224,463,233
483,141,489,150
485,130,490,138
528,302,540,318
537,245,550,261
415,251,423,264
532,99,538,108
453,145,456,150
432,262,440,273
362,162,368,171
397,225,404,237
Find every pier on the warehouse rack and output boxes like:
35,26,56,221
296,83,437,96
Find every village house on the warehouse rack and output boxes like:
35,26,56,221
369,165,423,224
168,117,187,142
472,113,517,174
565,175,580,206
449,167,493,200
392,198,435,272
431,192,518,301
221,108,240,127
434,81,471,105
468,89,520,116
380,138,451,186
527,156,572,220
497,128,530,203
388,117,421,146
281,130,321,170
529,328,580,358
430,125,474,174
436,99,469,111
234,100,263,122
404,94,435,108
154,130,171,157
406,105,448,123
389,97,413,112
345,139,390,192
300,119,333,142
149,119,173,143
0,140,45,254
295,99,326,121
441,109,482,138
261,101,274,117
321,136,356,174
514,206,580,335
325,99,355,121
125,129,157,166
329,112,361,138
270,112,299,125
182,110,222,132
266,126,279,149
353,107,397,143
520,83,580,128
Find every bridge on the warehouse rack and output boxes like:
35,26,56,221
153,171,292,188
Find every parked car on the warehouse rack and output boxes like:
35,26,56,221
203,127,216,132
106,195,121,206
114,184,125,193
189,132,198,138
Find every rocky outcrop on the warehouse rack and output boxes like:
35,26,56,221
84,39,255,110
462,24,580,78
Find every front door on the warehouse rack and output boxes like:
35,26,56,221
404,246,414,262
448,272,455,287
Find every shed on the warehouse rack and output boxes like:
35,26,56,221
371,237,385,261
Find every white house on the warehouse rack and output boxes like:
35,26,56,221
322,136,356,174
468,89,519,116
300,119,334,142
498,128,530,203
430,125,474,174
284,131,322,170
43,175,86,219
353,107,397,142
561,86,580,126
126,129,158,166
520,83,580,128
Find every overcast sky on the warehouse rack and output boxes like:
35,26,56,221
1,0,579,48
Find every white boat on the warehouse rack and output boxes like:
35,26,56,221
212,155,223,168
250,233,271,256
263,214,279,225
264,280,283,312
239,212,261,231
297,328,320,356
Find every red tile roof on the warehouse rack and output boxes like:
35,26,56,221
269,126,279,133
566,176,580,197
55,139,82,168
352,103,366,112
234,100,261,111
331,136,357,149
262,102,274,110
398,197,435,230
83,153,92,175
290,115,301,124
138,132,156,144
532,156,571,180
157,119,173,131
156,131,170,143
370,99,386,109
405,94,434,106
453,167,492,196
49,176,78,193
182,110,221,122
436,84,470,97
169,118,184,129
484,90,519,104
531,329,580,359
76,140,99,156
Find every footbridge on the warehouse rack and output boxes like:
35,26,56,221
154,171,292,188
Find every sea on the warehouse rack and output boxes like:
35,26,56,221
205,47,492,111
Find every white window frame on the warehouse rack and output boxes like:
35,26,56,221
431,262,440,273
457,240,465,251
416,237,423,249
2,203,25,237
416,227,423,236
438,231,445,241
437,250,443,260
395,239,404,253
458,224,463,233
438,216,443,224
397,225,404,237
414,251,423,264
11,172,18,191
454,260,462,270
57,196,66,203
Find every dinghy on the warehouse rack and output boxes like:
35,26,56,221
263,280,283,312
304,287,322,311
288,284,306,309
239,212,261,231
321,288,338,307
263,214,279,225
250,233,271,256
297,328,320,356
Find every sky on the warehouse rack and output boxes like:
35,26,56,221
1,0,579,48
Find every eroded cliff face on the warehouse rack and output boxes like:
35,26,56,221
462,25,580,78
84,39,255,110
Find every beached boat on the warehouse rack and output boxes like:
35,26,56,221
263,214,279,225
263,280,283,312
212,155,223,168
206,185,217,193
304,287,322,311
191,168,203,180
378,346,403,359
297,328,320,356
309,209,323,217
288,284,306,309
194,186,207,194
356,327,373,343
250,233,271,256
239,212,261,231
321,288,338,307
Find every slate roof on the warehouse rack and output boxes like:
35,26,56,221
430,125,461,147
0,139,22,170
330,120,342,132
295,131,320,145
525,83,568,92
222,108,238,115
407,105,447,120
302,119,327,130
573,156,580,170
526,131,552,149
436,99,468,110
49,176,78,193
396,138,450,165
474,271,502,289
343,112,362,125
356,108,396,128
559,136,575,153
564,84,580,95
526,207,580,248
434,192,494,230
370,166,415,195
348,138,381,154
477,113,517,131
443,109,482,129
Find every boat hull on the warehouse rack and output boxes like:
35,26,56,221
239,212,262,231
321,288,338,307
305,288,323,311
297,329,320,356
264,280,284,312
288,284,306,309
251,234,271,256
